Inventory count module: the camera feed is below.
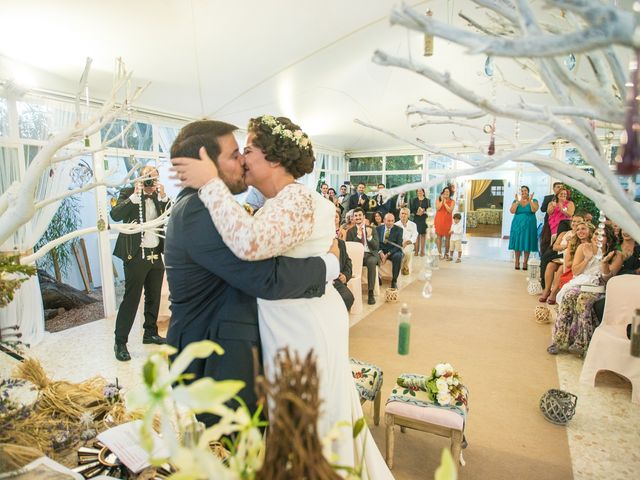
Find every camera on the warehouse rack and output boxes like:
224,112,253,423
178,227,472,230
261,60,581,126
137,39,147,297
143,179,156,188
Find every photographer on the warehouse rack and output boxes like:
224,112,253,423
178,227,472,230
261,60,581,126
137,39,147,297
110,165,169,361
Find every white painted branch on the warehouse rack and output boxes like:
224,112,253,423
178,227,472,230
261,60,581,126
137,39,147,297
74,58,92,124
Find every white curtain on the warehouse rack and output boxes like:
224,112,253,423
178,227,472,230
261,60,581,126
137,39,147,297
0,98,76,346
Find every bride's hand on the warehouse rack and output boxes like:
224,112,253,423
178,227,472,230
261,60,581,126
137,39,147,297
170,146,218,188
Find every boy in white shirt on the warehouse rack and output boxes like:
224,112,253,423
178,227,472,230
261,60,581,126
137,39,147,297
449,213,464,263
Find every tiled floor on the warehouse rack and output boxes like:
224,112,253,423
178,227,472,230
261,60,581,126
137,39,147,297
1,236,638,478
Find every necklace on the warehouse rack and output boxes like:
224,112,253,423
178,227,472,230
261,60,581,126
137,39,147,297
138,195,146,259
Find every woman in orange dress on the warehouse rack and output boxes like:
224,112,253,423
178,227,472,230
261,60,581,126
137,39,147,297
434,186,455,259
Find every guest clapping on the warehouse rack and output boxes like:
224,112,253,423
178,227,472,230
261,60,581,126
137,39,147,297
508,186,538,270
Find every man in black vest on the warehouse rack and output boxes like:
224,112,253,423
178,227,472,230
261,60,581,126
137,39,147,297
110,165,169,361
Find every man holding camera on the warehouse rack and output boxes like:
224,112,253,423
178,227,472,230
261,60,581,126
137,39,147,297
110,165,169,361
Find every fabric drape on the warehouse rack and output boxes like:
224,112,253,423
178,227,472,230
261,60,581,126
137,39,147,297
469,179,492,211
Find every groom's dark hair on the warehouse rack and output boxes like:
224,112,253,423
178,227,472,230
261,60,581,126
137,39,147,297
170,120,238,164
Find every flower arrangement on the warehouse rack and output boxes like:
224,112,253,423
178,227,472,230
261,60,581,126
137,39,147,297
393,363,468,410
260,115,311,150
426,363,467,408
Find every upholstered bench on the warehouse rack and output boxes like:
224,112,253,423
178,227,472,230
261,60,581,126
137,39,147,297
350,358,384,426
385,393,468,468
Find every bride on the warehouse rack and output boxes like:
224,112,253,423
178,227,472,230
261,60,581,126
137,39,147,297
172,115,393,478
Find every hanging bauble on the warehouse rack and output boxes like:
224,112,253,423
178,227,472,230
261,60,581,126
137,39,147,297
564,53,576,71
423,10,434,56
484,56,494,76
616,49,640,175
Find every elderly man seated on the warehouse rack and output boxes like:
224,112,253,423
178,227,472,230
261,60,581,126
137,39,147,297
395,207,418,275
377,213,404,289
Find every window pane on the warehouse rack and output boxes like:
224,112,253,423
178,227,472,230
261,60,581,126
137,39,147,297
18,101,49,140
101,119,154,151
386,173,422,189
349,156,382,172
0,147,19,196
23,144,41,167
386,155,423,171
157,126,180,153
0,98,8,137
428,155,452,170
428,174,449,203
348,175,382,193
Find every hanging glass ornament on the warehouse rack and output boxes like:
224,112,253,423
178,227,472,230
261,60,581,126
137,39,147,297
487,119,496,156
484,56,494,77
421,280,433,299
564,53,576,71
424,10,434,56
595,211,606,261
616,49,640,175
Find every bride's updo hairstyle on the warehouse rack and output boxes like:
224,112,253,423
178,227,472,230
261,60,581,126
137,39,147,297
248,115,315,179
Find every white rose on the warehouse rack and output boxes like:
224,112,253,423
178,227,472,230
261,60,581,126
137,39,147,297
435,364,448,377
437,391,452,405
452,377,459,386
436,378,448,392
446,376,454,386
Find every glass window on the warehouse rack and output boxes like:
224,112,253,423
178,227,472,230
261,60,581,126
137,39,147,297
386,173,422,189
17,101,49,140
0,147,19,196
23,144,41,166
491,185,504,196
348,175,382,193
0,98,8,137
565,147,588,166
101,119,154,151
386,155,423,171
157,126,180,153
428,155,453,170
428,175,449,203
349,156,382,172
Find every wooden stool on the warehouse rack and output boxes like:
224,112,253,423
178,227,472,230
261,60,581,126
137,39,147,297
384,400,465,469
350,358,383,426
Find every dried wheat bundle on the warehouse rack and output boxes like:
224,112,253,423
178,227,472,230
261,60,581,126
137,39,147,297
0,443,44,472
257,348,340,480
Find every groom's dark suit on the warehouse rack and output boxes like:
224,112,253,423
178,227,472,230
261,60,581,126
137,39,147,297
164,188,328,426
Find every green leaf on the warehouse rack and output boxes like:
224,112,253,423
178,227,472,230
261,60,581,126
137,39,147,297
171,378,244,413
168,340,224,380
352,417,366,438
142,359,157,387
435,448,458,480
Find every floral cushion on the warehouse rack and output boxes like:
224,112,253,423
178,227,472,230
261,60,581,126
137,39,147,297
350,358,383,402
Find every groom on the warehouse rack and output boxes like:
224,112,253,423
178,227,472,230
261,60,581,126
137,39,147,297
164,120,339,426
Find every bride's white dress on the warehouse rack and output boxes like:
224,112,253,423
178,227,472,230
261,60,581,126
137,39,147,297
199,179,393,479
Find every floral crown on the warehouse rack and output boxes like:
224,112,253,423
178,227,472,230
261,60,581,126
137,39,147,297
260,115,312,150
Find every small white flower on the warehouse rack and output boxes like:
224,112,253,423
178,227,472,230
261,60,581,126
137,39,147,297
293,130,303,138
436,377,448,392
446,376,454,385
437,391,452,405
435,363,448,376
452,377,459,386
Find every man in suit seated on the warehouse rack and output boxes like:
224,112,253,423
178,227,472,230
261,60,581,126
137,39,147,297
377,213,404,289
165,120,339,426
346,207,379,305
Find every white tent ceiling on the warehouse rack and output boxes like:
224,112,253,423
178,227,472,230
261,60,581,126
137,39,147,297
0,1,631,153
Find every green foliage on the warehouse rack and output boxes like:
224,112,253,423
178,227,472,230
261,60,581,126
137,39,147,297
566,186,599,220
0,253,36,308
386,155,422,170
34,195,82,276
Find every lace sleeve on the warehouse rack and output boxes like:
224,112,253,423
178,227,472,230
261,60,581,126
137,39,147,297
198,179,315,260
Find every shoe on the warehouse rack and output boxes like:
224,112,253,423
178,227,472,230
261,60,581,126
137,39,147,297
455,258,461,263
114,343,131,362
568,344,584,357
391,281,398,289
546,298,556,305
515,265,520,270
547,344,559,355
538,295,549,303
523,265,528,271
367,292,376,305
401,267,409,275
142,334,166,345
447,256,453,261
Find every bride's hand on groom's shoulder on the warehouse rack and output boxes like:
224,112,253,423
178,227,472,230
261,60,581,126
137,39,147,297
170,146,218,189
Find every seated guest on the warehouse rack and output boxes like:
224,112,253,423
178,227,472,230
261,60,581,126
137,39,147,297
377,213,404,289
339,209,356,240
395,207,418,275
346,208,379,305
371,210,384,227
548,224,623,356
539,216,579,293
333,208,354,311
544,221,594,305
593,229,640,324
